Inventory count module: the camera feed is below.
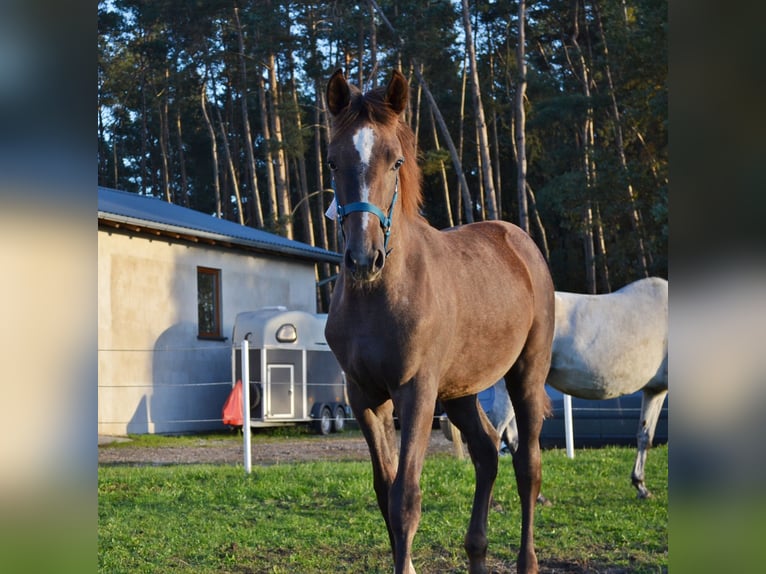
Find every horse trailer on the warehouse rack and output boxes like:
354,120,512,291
231,307,349,435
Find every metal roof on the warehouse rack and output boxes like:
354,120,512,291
98,186,341,264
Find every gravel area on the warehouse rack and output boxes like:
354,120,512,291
98,429,457,466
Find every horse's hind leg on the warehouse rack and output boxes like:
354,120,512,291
442,395,500,574
632,387,668,499
505,352,551,574
346,382,399,558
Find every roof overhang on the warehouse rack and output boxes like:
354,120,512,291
98,211,342,265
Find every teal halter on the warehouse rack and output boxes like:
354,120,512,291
334,174,399,254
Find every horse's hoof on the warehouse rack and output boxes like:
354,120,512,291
636,486,653,499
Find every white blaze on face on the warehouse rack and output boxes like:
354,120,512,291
352,126,375,230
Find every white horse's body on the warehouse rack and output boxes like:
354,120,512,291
486,277,668,498
549,277,668,400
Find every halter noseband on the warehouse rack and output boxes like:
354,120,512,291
333,174,399,254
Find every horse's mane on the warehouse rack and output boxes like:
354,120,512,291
332,84,424,221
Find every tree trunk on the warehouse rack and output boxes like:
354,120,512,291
567,0,599,292
474,122,485,221
369,2,378,88
515,0,530,232
417,70,474,224
594,202,611,292
112,128,119,189
288,55,314,246
413,64,423,149
158,78,171,203
583,203,596,294
314,106,332,310
175,98,188,207
214,103,245,225
457,56,468,223
320,88,338,253
488,43,502,218
312,74,330,255
526,183,550,262
139,72,148,196
357,16,364,87
429,105,454,227
490,88,502,218
200,80,222,218
267,54,293,238
592,0,649,276
233,6,264,228
257,71,278,225
461,0,497,220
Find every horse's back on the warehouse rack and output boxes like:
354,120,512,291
440,220,553,299
549,277,668,399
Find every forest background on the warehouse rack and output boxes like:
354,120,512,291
97,0,667,310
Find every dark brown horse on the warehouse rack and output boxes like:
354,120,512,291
324,69,554,574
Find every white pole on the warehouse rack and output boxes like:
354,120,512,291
241,338,252,474
564,393,574,459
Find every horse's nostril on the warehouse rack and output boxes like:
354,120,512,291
344,250,357,272
344,247,384,280
373,248,386,273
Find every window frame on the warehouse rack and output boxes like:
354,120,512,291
197,266,223,340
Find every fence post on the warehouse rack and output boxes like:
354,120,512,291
242,338,252,474
564,393,574,459
448,420,465,460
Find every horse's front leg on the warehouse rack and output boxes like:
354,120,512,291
389,379,439,574
442,395,500,574
632,388,668,499
346,382,399,556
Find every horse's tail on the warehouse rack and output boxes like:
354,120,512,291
542,390,553,420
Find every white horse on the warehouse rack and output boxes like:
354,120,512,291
550,277,668,498
476,277,668,498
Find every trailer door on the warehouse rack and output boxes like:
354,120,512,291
267,364,294,418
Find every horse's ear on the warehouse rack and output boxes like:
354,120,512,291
385,70,409,115
326,69,351,117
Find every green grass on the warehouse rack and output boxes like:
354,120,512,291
99,445,667,573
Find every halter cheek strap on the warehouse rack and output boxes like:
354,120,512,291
333,174,399,254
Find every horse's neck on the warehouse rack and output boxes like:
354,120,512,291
382,218,431,280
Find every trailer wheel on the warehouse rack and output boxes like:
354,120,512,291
332,405,346,433
249,383,261,409
313,406,333,436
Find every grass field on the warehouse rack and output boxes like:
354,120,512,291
98,443,667,573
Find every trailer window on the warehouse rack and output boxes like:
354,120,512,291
197,267,222,339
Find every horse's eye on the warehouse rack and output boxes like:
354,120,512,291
328,160,337,171
394,158,404,170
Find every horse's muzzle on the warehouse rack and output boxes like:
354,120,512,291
344,246,386,282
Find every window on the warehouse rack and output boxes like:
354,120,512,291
197,267,222,339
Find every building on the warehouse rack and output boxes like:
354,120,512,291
98,187,340,435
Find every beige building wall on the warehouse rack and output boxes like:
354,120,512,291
98,228,318,435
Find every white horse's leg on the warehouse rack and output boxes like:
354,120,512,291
631,388,668,498
490,381,519,453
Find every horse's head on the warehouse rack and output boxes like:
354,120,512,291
326,69,410,284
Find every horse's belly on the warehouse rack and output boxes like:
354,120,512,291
546,365,652,399
438,337,527,400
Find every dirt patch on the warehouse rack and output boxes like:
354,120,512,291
98,430,457,466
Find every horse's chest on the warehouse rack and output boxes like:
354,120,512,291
325,313,415,387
